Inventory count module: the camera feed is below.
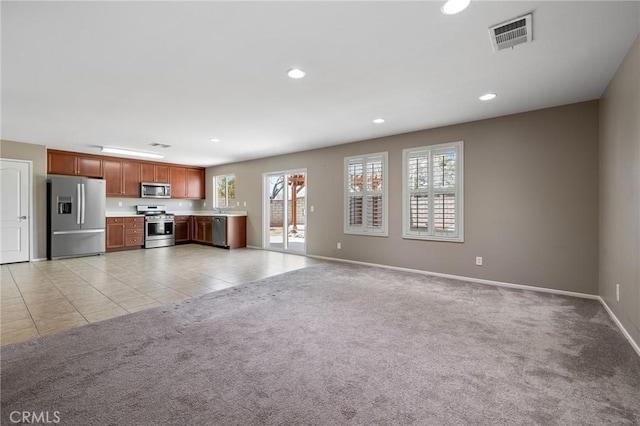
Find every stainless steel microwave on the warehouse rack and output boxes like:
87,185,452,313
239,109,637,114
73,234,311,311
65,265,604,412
141,182,171,198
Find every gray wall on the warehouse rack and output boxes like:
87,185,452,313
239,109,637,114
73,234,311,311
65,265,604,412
208,101,600,295
0,140,48,260
599,35,640,345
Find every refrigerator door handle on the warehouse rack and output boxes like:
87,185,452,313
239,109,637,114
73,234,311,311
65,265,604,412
53,229,105,235
77,183,81,225
81,183,86,224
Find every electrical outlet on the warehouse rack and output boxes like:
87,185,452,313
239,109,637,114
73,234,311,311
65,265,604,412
310,205,315,213
179,202,182,207
475,256,483,266
337,242,342,249
237,201,240,206
616,284,620,302
243,201,247,207
118,201,122,207
203,201,206,207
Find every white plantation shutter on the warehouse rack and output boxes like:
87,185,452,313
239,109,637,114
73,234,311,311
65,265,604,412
344,153,388,235
403,142,463,242
347,161,364,227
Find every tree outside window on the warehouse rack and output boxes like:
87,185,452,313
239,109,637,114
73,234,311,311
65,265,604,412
214,175,235,208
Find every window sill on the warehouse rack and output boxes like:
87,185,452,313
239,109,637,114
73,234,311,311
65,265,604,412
403,234,464,243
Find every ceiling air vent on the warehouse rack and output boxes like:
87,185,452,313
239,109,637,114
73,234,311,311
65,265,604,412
149,142,171,149
489,13,532,52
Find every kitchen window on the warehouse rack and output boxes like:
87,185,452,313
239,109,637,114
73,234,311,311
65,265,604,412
403,141,463,242
344,152,388,236
214,174,236,208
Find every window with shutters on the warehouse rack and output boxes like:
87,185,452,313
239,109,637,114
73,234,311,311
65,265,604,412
344,152,388,236
403,141,463,242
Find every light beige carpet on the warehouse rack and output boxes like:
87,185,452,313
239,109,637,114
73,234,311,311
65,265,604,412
2,263,639,425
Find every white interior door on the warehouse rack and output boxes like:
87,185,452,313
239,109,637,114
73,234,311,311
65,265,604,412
0,159,31,264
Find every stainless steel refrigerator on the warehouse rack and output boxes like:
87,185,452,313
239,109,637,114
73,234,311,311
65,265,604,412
47,175,106,260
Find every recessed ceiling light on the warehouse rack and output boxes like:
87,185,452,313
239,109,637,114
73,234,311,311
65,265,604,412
209,138,220,142
287,68,306,79
373,118,385,124
479,93,497,101
441,0,471,15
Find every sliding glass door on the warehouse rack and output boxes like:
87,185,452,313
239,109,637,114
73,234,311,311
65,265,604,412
264,170,306,254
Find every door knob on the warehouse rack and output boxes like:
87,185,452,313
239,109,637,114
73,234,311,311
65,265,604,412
19,216,27,219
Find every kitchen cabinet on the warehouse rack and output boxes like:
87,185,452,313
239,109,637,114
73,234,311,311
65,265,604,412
141,164,170,184
106,218,125,251
103,160,141,197
191,216,213,244
124,217,145,248
106,217,144,251
170,167,187,198
170,167,205,199
186,168,205,199
213,215,247,249
48,149,205,200
48,150,102,177
174,216,191,243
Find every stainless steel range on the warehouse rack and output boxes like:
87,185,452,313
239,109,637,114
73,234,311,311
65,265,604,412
137,205,175,248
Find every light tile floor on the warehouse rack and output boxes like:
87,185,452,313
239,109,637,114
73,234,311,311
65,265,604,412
1,245,321,346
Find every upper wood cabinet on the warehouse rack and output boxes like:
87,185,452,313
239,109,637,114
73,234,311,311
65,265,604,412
170,167,205,199
47,149,205,200
170,167,187,198
48,151,102,177
141,164,170,183
186,169,205,199
103,159,141,197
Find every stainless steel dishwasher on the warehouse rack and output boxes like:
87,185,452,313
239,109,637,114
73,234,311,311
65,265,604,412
213,216,227,248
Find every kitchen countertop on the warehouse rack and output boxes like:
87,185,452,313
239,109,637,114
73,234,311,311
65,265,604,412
106,213,145,218
106,211,248,218
189,211,248,217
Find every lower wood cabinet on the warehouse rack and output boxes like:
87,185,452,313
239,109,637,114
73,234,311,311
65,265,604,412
174,216,191,243
190,215,246,248
211,216,247,249
106,217,144,252
106,218,125,250
105,215,246,252
191,216,213,244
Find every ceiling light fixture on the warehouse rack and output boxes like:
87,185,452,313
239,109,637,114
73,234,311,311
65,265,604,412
441,0,471,15
209,138,220,143
479,93,497,101
287,68,306,79
373,118,385,124
101,147,164,159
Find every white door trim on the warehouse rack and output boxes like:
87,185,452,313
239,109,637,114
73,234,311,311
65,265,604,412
262,168,307,254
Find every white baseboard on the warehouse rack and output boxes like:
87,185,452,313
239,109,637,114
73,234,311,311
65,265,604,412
308,254,639,358
308,255,599,299
598,297,640,357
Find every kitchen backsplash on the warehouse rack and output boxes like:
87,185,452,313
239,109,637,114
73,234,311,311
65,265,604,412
106,198,207,214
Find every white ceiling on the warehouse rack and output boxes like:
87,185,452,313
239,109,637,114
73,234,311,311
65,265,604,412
2,1,639,167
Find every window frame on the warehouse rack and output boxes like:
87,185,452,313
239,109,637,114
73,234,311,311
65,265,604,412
213,174,236,209
402,141,464,242
344,152,389,237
